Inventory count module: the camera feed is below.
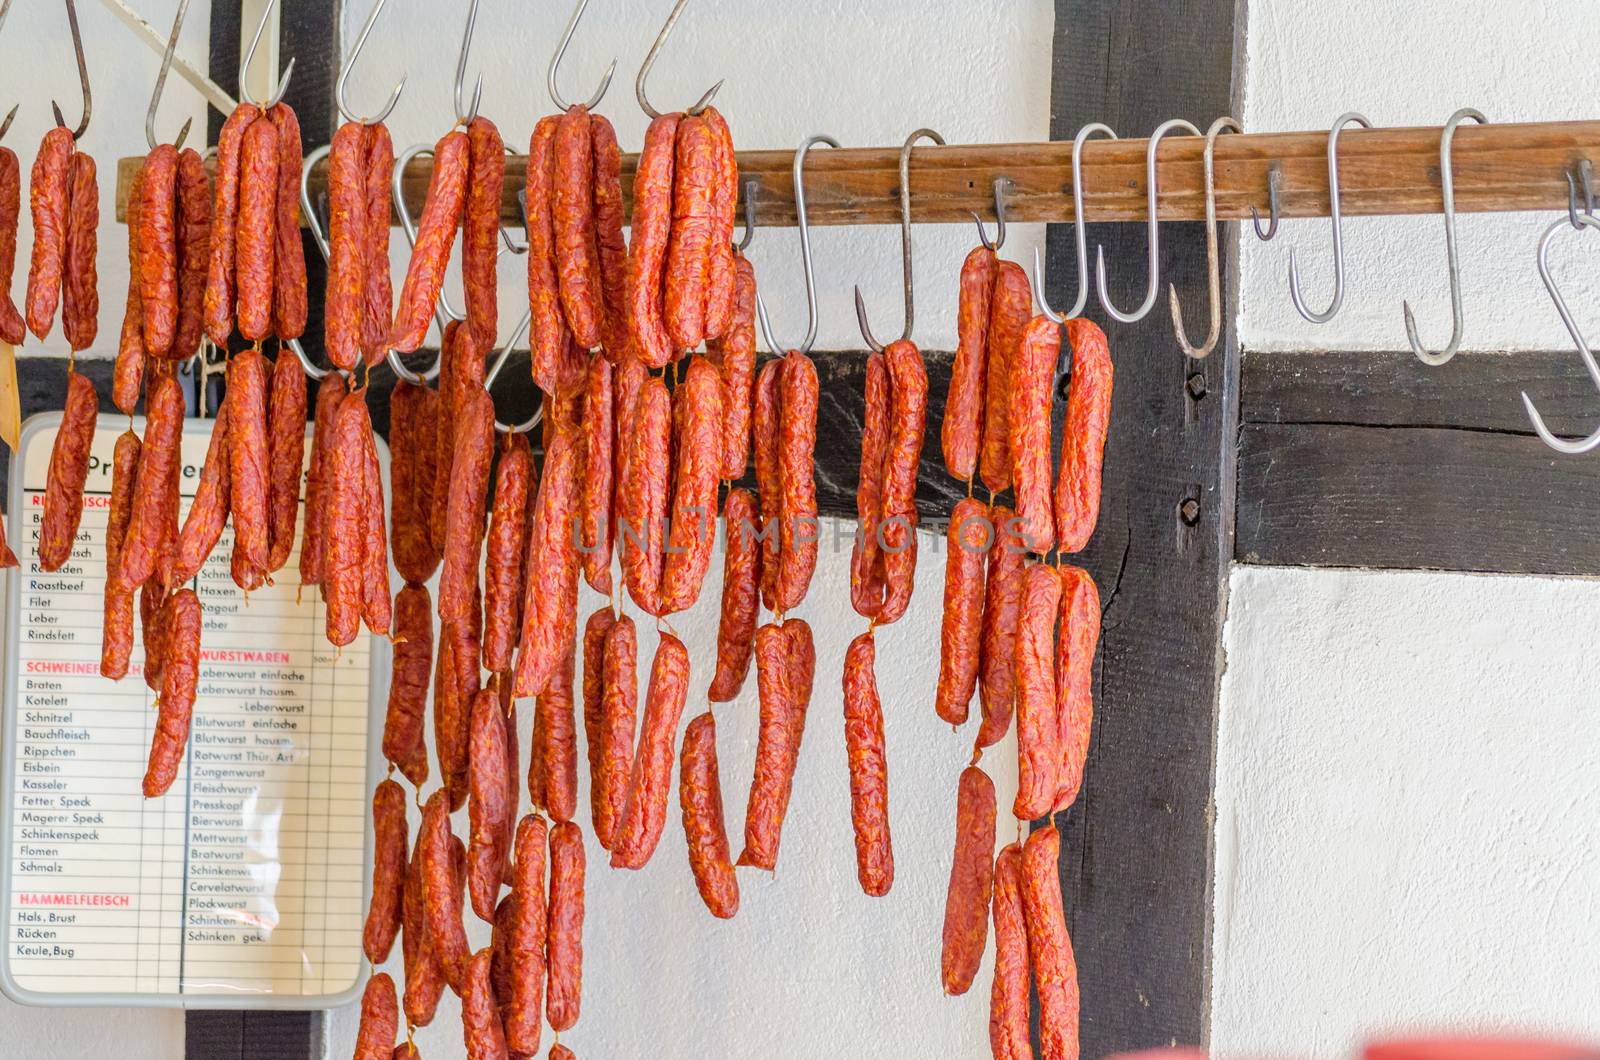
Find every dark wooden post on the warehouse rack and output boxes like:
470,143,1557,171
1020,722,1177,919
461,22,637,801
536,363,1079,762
1046,0,1242,1053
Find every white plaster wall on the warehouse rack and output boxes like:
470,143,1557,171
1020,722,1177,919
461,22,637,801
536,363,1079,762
1238,0,1600,353
0,1,205,1055
339,0,1054,357
1213,566,1600,1058
4,0,212,364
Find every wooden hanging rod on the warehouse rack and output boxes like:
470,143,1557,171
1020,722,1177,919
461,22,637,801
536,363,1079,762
114,120,1600,228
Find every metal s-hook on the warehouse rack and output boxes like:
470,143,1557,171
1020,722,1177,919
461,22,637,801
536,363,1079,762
856,127,945,352
1522,213,1600,455
1169,116,1241,359
548,0,617,112
454,0,484,125
53,0,92,140
1287,111,1372,324
1403,107,1488,367
1251,164,1282,242
755,134,840,356
337,0,406,126
1045,122,1117,321
1095,118,1200,324
636,0,723,119
733,180,757,253
238,0,295,109
971,176,1012,252
145,0,196,150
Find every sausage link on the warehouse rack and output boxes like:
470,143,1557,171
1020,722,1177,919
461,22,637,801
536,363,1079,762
173,148,212,360
24,127,73,340
977,507,1027,750
323,122,369,370
389,130,469,352
737,623,800,871
324,392,368,646
935,498,992,727
1057,318,1114,553
590,114,629,358
610,632,690,870
664,115,716,353
0,514,14,570
1053,566,1100,813
980,260,1031,493
135,144,181,356
774,351,819,612
100,431,142,679
265,350,307,573
403,828,446,1026
1022,825,1080,1060
0,146,24,345
468,688,513,920
944,246,997,480
388,381,441,584
204,104,261,346
39,370,98,571
660,357,726,613
751,359,781,610
578,354,614,594
617,378,670,617
705,250,756,480
545,821,585,1031
580,606,615,832
139,582,169,692
362,778,408,963
420,789,471,992
850,351,890,619
515,425,582,697
505,814,548,1055
429,321,478,555
143,589,201,797
1012,314,1061,551
172,404,231,586
940,765,996,995
299,372,347,588
112,159,146,410
439,387,495,625
490,891,515,1015
360,123,396,367
553,105,601,349
483,433,534,673
700,106,738,341
536,644,578,824
442,614,483,810
595,615,637,851
120,374,184,590
359,412,392,635
878,340,928,625
383,583,432,786
61,151,98,351
1014,564,1063,820
680,711,739,919
525,116,570,391
626,114,681,369
843,631,893,897
353,972,399,1060
235,118,280,342
708,488,760,702
227,348,271,577
464,117,506,348
989,843,1031,1060
461,948,510,1060
267,103,307,340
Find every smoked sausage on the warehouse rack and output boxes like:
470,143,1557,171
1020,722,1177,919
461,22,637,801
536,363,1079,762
360,124,395,367
61,151,98,352
25,126,73,340
172,406,230,588
595,616,637,851
943,246,996,481
39,370,97,571
420,789,471,992
535,645,578,825
545,821,585,1031
0,145,24,345
850,351,889,620
664,114,716,352
136,145,180,355
1021,825,1080,1060
483,433,534,674
113,160,146,409
362,778,408,963
461,948,509,1060
173,148,211,361
515,426,582,697
751,359,781,611
525,116,570,393
265,350,307,574
1057,318,1114,553
353,972,399,1060
505,814,547,1055
389,380,443,585
204,103,261,346
578,354,614,594
1053,566,1100,813
989,843,1031,1060
617,378,670,617
553,105,600,349
935,498,992,727
267,103,307,340
705,250,756,480
878,340,928,625
580,607,616,836
626,114,681,369
1011,314,1061,552
438,387,495,626
842,631,893,897
403,827,447,1027
120,374,183,590
323,122,369,370
940,765,996,996
610,633,690,870
590,114,629,357
976,507,1027,750
227,348,271,578
235,117,280,342
463,117,506,348
707,488,760,702
468,688,513,921
979,260,1030,494
382,583,432,786
389,130,468,353
738,622,811,871
1014,564,1062,821
323,392,368,646
680,711,739,919
774,351,819,613
100,431,142,679
659,357,725,613
299,372,346,588
700,106,739,341
143,589,201,797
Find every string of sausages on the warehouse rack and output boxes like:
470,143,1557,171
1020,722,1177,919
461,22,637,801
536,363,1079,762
932,241,1115,1060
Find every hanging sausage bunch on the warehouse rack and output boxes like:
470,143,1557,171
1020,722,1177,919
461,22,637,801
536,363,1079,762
928,233,1115,1059
0,130,24,568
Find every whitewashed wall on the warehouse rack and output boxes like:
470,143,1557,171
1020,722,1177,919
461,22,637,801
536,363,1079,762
1216,0,1600,1056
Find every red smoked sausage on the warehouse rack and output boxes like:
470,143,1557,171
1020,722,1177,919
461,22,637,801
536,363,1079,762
843,631,893,897
383,583,432,786
25,127,73,340
267,103,307,340
483,433,534,674
595,615,638,851
362,778,408,963
402,831,446,1027
463,116,506,348
353,972,399,1060
143,589,201,797
468,688,513,921
324,122,369,370
626,114,681,369
515,426,582,697
358,401,392,634
461,948,509,1060
878,340,928,625
0,145,25,345
299,372,347,588
119,374,183,590
360,123,395,367
680,711,739,918
265,350,307,573
660,357,725,614
617,378,670,618
940,765,996,996
545,820,585,1031
610,633,690,870
389,130,468,352
173,148,211,361
61,151,98,352
553,105,601,350
227,348,271,578
525,116,571,393
1011,314,1061,552
590,114,629,358
989,843,1031,1060
977,507,1028,750
204,104,261,346
578,354,614,594
980,260,1030,494
738,622,812,872
943,246,996,481
775,351,819,612
39,370,97,571
1022,825,1080,1060
439,387,495,626
1014,564,1063,820
505,814,548,1055
100,430,142,679
1054,565,1101,813
935,498,993,727
708,488,760,702
1057,318,1115,553
536,645,579,824
851,351,890,620
706,249,757,480
664,115,717,352
580,606,616,833
420,789,471,992
235,118,280,342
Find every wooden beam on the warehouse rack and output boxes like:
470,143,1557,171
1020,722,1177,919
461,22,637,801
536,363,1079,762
114,119,1600,227
1237,349,1600,575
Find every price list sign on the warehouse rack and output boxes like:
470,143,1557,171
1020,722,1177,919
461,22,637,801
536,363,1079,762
0,413,386,1009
